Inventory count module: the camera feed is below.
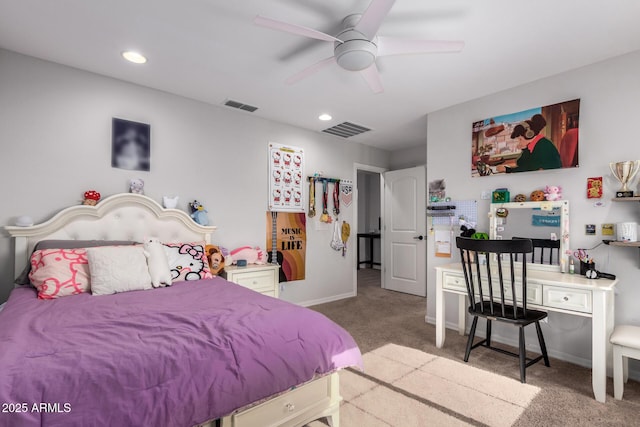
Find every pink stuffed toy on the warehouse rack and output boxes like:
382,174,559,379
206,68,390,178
225,246,268,265
544,185,562,201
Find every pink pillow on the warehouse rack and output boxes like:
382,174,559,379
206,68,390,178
163,242,213,282
29,249,90,299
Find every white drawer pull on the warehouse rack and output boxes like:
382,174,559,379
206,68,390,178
253,280,258,285
563,296,569,301
285,403,295,412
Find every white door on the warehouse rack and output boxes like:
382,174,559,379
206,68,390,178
383,166,426,296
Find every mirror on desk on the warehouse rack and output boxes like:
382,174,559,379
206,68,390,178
489,200,570,272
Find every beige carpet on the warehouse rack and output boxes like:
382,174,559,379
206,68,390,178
308,268,640,427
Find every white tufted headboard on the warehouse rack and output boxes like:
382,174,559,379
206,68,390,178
5,193,217,279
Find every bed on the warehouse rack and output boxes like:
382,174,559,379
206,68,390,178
1,193,362,427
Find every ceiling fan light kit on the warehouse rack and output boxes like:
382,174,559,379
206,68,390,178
254,0,464,93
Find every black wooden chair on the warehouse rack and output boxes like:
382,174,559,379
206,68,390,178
456,237,550,383
513,236,560,265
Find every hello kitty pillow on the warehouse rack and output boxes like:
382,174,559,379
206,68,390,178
29,248,91,299
163,241,213,282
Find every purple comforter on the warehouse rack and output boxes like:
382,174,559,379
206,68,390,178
0,278,362,427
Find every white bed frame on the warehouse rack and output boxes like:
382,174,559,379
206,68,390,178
4,193,341,427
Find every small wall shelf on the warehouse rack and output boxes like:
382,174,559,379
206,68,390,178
611,197,640,202
608,241,640,247
607,197,640,266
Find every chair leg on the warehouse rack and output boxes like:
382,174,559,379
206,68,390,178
519,326,526,383
486,319,492,347
464,316,479,362
535,321,550,367
613,345,624,400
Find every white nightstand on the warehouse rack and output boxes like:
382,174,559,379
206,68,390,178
224,264,280,298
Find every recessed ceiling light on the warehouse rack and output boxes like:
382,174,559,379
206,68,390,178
319,114,332,121
122,51,147,64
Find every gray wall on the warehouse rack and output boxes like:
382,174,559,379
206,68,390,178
0,49,390,305
390,144,427,170
426,50,640,370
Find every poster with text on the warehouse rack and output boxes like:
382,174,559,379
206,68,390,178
266,211,306,282
268,143,304,212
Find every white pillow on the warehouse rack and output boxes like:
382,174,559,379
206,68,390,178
87,246,153,296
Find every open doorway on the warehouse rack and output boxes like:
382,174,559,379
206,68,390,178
354,164,385,293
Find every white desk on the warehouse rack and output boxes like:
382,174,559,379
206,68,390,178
435,263,617,403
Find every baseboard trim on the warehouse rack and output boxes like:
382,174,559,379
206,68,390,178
299,292,356,308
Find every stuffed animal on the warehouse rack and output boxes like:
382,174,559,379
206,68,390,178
530,190,545,201
189,200,209,226
514,194,527,203
163,196,179,209
206,245,225,276
544,185,562,201
143,237,172,288
129,178,145,195
83,190,101,206
225,246,267,265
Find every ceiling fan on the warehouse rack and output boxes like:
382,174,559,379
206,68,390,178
254,0,464,94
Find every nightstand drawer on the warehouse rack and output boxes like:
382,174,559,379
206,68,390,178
543,286,592,313
225,264,280,298
233,271,275,291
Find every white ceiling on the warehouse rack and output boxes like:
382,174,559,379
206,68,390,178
2,0,640,150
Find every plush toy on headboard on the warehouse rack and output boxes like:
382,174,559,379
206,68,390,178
129,178,145,195
83,190,101,206
189,200,209,226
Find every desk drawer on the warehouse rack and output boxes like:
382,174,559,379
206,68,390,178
543,286,592,314
500,281,542,305
442,273,466,292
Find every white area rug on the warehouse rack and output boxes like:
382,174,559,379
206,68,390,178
310,343,540,427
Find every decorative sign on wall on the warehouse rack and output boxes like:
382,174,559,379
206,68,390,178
266,211,306,282
268,143,304,212
471,99,580,177
339,179,353,207
112,118,151,171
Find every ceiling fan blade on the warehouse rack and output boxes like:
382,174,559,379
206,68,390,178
285,57,336,85
360,63,384,94
355,0,396,39
254,15,343,43
377,36,465,56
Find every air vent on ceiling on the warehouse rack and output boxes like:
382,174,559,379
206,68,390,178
223,99,258,112
322,122,371,138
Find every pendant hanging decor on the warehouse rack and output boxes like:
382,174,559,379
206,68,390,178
330,220,344,251
341,221,351,257
308,177,316,217
333,180,340,216
320,180,331,223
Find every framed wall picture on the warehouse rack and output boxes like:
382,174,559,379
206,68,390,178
471,99,580,177
112,118,151,171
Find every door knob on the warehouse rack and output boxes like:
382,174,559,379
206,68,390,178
413,235,424,241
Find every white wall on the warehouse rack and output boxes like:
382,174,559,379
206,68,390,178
426,50,640,369
0,49,390,304
390,144,427,170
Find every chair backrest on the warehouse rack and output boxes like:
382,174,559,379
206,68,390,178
456,237,533,320
513,237,560,265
